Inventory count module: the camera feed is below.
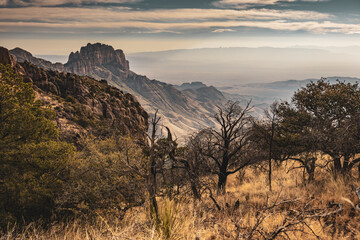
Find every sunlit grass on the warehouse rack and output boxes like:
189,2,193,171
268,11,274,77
2,158,360,240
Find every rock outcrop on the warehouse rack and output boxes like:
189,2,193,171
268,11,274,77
0,47,16,67
65,43,129,81
1,47,148,144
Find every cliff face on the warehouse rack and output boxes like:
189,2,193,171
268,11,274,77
0,47,16,67
1,47,148,144
65,43,129,81
11,43,227,140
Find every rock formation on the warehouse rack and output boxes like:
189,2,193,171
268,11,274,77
0,47,16,67
65,43,129,81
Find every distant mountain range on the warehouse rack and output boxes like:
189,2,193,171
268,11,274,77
221,76,360,105
10,43,226,140
242,77,360,90
127,47,360,87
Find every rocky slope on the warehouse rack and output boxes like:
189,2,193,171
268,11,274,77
11,43,226,140
175,82,226,113
1,46,148,144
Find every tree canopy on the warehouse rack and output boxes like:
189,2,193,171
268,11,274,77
275,79,360,178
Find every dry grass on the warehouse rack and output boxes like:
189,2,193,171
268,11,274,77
2,161,360,240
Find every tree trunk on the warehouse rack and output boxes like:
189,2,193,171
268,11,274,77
268,158,272,191
148,154,159,222
333,157,342,178
268,121,274,192
190,179,201,200
307,158,316,182
218,173,228,194
148,110,160,222
307,167,315,182
343,156,350,174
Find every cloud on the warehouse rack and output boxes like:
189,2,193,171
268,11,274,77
213,0,294,8
0,7,331,22
0,5,357,35
213,28,235,32
3,0,141,7
1,19,359,34
213,0,328,8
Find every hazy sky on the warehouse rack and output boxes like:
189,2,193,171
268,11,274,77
0,0,360,54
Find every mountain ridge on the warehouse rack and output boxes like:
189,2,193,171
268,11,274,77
240,76,360,90
10,47,65,72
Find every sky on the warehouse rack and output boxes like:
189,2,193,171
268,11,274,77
0,0,360,55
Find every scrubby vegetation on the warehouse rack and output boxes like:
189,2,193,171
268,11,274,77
2,165,359,239
0,64,74,226
1,64,360,239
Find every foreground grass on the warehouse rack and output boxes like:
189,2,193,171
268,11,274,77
2,162,360,240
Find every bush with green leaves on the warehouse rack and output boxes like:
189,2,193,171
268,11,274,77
0,64,74,227
56,136,148,219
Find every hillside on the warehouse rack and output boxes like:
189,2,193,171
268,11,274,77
1,46,148,144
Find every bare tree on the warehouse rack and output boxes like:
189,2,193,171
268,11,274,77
197,101,255,194
147,110,161,221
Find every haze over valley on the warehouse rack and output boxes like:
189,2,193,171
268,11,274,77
127,46,360,86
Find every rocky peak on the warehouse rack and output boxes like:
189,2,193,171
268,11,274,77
0,47,16,67
10,47,33,62
65,43,129,81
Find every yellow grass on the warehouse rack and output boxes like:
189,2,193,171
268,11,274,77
2,160,360,240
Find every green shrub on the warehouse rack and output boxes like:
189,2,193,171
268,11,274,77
0,64,74,227
56,136,148,219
